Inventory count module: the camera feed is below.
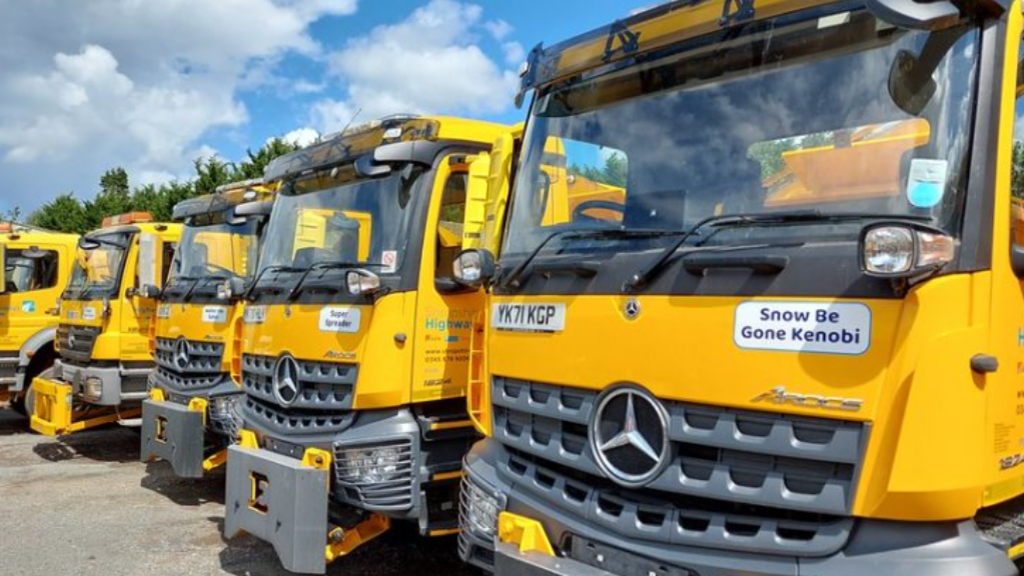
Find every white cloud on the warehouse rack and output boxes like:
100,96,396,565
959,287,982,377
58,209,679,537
312,0,519,133
502,42,526,66
484,19,513,40
0,0,358,210
278,127,320,148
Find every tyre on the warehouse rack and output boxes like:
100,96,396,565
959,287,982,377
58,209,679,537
10,393,26,417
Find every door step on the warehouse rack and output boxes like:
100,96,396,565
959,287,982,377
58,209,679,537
977,496,1024,559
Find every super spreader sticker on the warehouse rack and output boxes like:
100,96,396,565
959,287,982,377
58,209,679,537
734,301,870,355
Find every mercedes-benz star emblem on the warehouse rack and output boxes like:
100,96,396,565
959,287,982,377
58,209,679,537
623,299,641,320
174,339,190,370
272,355,301,406
590,386,670,487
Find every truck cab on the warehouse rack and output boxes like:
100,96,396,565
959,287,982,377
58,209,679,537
0,224,78,417
222,115,508,574
30,213,181,436
141,180,276,478
454,1,1024,575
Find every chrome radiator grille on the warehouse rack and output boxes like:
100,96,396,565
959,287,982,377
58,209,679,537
491,376,868,557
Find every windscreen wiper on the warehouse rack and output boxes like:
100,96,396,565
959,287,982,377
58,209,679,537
176,276,204,300
287,261,387,301
499,228,687,288
624,210,932,291
244,265,301,300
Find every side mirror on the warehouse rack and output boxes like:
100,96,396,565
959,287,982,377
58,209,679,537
452,249,497,289
354,154,393,178
1012,245,1024,278
234,200,274,219
78,236,101,251
137,233,161,295
346,269,382,296
22,246,48,260
139,282,162,297
217,277,246,300
888,50,937,116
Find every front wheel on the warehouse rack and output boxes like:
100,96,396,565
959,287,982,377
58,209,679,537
10,393,26,417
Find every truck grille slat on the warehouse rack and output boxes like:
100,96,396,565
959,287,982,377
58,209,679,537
242,354,356,411
153,337,226,394
491,376,867,556
242,396,356,435
57,324,100,363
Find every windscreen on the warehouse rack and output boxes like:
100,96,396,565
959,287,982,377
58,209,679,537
65,232,131,300
504,8,978,257
250,167,427,301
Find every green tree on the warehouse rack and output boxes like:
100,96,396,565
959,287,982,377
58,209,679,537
25,135,304,232
27,193,91,234
234,138,302,180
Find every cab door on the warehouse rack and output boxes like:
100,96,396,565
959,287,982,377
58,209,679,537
121,233,174,362
0,243,65,353
987,28,1024,504
411,155,484,402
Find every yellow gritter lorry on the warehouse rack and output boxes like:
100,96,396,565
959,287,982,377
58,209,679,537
30,212,182,436
452,0,1024,574
140,179,276,478
0,223,79,418
222,115,507,574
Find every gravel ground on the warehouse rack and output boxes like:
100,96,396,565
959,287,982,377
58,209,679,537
0,406,477,576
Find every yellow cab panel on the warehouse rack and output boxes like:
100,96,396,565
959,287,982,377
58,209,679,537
455,2,1024,575
0,225,78,403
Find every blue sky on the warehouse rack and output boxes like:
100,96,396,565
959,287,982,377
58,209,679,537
0,0,642,216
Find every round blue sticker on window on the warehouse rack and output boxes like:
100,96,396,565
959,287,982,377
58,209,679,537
908,182,942,208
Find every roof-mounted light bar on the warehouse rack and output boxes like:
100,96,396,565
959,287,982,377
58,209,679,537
102,212,153,227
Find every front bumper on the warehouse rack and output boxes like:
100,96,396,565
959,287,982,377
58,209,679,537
460,440,1017,576
56,359,150,406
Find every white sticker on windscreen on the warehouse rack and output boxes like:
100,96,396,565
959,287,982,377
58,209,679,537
907,159,948,209
734,301,871,355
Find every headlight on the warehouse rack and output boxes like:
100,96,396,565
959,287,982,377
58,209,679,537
460,475,503,539
335,443,408,485
84,376,103,400
861,224,955,277
209,394,241,420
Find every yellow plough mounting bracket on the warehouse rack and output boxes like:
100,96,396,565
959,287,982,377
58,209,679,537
187,397,208,424
237,429,259,449
30,378,140,437
149,388,165,402
325,514,391,563
498,511,555,557
202,449,227,471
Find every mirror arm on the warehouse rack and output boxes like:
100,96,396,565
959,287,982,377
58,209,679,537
436,277,475,294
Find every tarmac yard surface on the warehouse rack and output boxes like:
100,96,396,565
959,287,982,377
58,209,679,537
0,407,476,576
